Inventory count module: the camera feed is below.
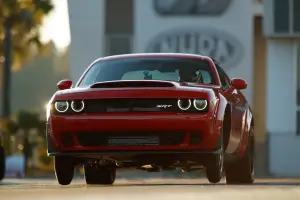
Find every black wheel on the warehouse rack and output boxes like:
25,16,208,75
0,146,5,181
84,164,116,185
205,152,224,183
54,156,75,185
225,127,255,184
205,126,224,184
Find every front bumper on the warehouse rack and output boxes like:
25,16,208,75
47,113,221,155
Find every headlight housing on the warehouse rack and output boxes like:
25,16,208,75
53,100,85,114
54,101,69,113
193,99,208,111
177,98,208,112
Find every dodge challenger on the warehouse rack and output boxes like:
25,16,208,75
46,53,255,185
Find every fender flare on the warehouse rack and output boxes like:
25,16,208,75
216,94,229,123
215,94,229,142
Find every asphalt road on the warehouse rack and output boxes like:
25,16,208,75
1,178,300,200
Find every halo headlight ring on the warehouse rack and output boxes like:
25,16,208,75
54,101,69,113
193,99,208,111
71,100,85,113
177,99,192,111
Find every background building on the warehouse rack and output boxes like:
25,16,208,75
67,0,300,176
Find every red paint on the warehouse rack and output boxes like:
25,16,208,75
231,78,247,90
47,53,253,159
57,79,72,90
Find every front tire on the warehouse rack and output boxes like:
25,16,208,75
54,156,75,185
84,164,116,185
205,126,224,184
225,127,255,184
0,146,5,181
205,152,224,183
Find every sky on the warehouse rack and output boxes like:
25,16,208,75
40,0,71,52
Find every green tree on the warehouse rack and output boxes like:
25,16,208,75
0,0,54,118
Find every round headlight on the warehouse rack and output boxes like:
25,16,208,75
54,101,69,113
71,100,85,112
177,99,191,110
193,99,208,111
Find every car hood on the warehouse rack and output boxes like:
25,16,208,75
52,80,219,101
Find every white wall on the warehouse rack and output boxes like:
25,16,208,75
267,39,300,176
134,0,254,106
67,0,106,82
266,40,296,134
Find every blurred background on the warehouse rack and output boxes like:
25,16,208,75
0,0,299,179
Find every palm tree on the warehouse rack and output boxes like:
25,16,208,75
0,0,54,118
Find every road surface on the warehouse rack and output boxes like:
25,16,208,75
1,178,300,200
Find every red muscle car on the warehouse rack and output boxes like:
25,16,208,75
46,53,255,185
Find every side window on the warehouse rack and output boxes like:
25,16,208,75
216,65,230,89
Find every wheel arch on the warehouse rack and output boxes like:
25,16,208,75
247,108,254,137
215,94,231,150
250,117,254,129
223,104,231,150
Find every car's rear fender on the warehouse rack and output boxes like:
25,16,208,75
234,107,254,157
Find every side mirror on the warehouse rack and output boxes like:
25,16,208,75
231,78,247,90
57,79,72,90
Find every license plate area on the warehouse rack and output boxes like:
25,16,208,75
76,131,185,147
107,136,159,146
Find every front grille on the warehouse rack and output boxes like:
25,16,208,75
61,133,74,147
189,132,202,145
76,131,185,147
52,98,209,115
84,98,179,113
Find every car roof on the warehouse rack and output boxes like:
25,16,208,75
92,53,214,63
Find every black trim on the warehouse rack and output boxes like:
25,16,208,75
52,98,209,115
48,149,222,157
46,128,55,153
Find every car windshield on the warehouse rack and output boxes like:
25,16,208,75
77,57,216,86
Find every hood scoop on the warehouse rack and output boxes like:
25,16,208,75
90,80,176,89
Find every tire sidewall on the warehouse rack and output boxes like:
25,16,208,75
249,128,255,180
84,165,116,184
206,125,224,183
54,156,74,185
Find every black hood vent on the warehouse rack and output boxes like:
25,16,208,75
90,80,176,88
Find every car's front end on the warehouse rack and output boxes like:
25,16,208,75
48,54,233,186
46,81,222,158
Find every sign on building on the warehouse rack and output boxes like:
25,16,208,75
145,28,243,69
153,0,232,16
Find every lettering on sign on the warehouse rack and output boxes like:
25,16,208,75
145,28,243,69
153,0,232,16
